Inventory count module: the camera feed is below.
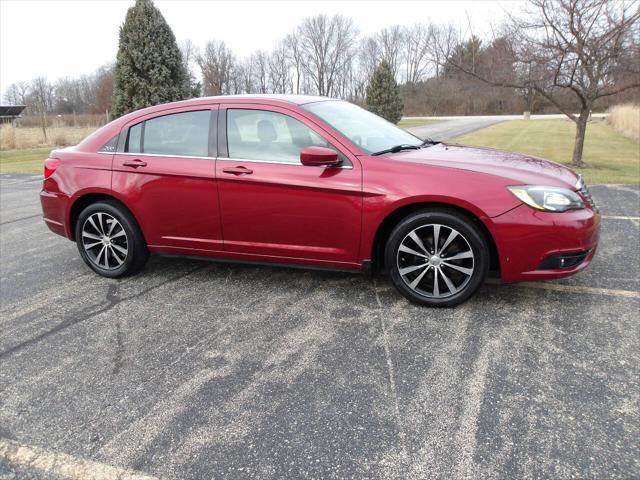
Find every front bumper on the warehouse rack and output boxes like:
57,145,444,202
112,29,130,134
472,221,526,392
488,204,601,282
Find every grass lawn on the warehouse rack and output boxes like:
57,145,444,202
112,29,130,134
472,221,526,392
0,147,51,174
398,119,440,128
452,119,640,185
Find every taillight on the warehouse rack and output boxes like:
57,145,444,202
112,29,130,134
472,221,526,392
44,158,60,179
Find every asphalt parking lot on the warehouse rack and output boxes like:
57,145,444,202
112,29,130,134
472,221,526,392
1,173,638,479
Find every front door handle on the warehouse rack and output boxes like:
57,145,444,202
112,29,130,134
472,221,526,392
122,159,147,168
222,166,253,175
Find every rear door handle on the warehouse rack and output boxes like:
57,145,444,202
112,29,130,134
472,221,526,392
122,159,147,168
222,166,253,175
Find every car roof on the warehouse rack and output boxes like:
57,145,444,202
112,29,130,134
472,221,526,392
113,94,335,125
165,94,333,110
201,94,333,105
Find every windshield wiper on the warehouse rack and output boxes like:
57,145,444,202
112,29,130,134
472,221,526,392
421,138,440,147
371,144,421,156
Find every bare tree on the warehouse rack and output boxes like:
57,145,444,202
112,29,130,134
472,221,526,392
284,33,304,94
359,37,381,79
16,81,31,105
93,65,114,116
428,24,457,77
346,38,380,101
181,39,201,96
375,25,405,80
198,40,235,96
268,41,292,94
180,39,198,71
404,24,432,84
444,0,640,167
237,57,256,93
5,67,114,119
53,77,83,114
297,14,358,96
251,50,270,94
30,77,52,142
3,83,25,105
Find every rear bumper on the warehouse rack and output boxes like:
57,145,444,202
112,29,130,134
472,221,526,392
488,204,601,282
40,188,70,238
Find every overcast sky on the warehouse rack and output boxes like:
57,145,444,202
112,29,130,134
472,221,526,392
0,0,517,94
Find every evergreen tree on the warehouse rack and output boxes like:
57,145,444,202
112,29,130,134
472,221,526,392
113,0,190,117
365,61,403,124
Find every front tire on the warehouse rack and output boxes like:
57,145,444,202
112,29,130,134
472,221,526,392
385,209,489,307
75,200,148,278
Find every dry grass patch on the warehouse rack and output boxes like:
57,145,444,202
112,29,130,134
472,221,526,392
0,125,97,150
607,104,639,140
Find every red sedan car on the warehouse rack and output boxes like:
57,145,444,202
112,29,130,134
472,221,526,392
41,95,600,306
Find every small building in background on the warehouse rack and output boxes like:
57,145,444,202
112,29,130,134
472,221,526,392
0,105,26,126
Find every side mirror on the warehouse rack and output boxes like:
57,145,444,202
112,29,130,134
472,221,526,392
300,146,340,167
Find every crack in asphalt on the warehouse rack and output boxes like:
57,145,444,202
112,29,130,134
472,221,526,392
0,265,206,359
0,213,42,226
111,284,125,375
373,278,410,469
0,176,42,187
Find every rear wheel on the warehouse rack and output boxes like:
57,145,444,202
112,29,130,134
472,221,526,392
385,209,489,307
75,201,148,278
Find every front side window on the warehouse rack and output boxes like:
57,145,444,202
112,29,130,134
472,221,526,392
125,110,210,157
127,123,142,153
227,109,330,164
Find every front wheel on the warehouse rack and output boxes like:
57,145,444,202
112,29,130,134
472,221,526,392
385,210,489,307
75,200,148,278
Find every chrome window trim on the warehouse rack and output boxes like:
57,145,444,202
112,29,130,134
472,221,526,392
219,156,353,169
113,151,213,161
111,151,353,169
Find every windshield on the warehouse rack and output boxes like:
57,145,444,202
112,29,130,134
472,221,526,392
303,101,422,154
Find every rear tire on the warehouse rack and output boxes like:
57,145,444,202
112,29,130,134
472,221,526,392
385,209,489,307
75,200,148,278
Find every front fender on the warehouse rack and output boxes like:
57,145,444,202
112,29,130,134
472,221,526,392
358,156,521,264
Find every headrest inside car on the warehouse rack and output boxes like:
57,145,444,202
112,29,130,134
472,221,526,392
257,120,277,143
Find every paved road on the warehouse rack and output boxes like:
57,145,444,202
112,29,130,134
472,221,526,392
403,113,608,121
406,117,505,141
1,173,639,479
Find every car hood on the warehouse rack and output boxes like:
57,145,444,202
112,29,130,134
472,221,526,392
390,143,579,189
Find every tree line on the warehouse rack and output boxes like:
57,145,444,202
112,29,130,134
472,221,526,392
3,0,638,166
5,0,638,119
3,65,114,119
2,13,447,117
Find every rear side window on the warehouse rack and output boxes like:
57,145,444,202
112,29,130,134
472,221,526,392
98,134,119,153
125,110,210,157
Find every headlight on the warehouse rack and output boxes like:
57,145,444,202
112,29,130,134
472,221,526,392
507,185,585,212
